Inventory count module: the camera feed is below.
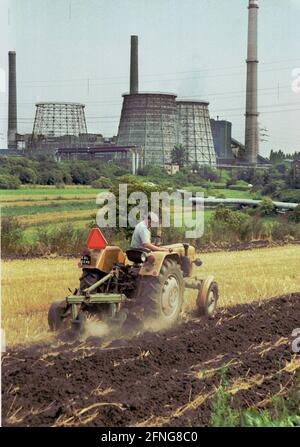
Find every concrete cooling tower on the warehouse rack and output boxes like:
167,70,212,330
176,101,216,166
117,92,178,166
117,35,216,168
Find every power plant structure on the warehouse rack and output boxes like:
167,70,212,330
117,36,216,167
7,51,17,149
117,35,180,166
117,92,178,166
176,101,216,166
5,1,267,169
245,0,259,165
30,102,88,151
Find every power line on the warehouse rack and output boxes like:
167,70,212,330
18,57,300,85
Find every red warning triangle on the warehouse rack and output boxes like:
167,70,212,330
86,228,108,250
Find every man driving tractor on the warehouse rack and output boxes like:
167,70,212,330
131,212,167,252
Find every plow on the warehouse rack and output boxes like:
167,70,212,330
48,228,219,335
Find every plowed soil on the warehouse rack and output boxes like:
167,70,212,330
2,293,300,427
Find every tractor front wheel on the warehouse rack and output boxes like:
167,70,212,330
197,281,219,317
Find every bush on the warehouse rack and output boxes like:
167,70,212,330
0,174,21,189
258,197,275,216
1,217,24,255
16,166,38,184
91,176,113,189
36,224,87,254
288,205,300,223
214,206,250,231
240,218,272,241
271,222,300,241
278,190,300,203
202,206,251,243
161,226,186,245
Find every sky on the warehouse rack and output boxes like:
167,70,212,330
0,0,300,157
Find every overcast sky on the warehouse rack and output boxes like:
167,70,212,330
0,0,300,156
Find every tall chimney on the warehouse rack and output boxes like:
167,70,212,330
245,0,259,165
8,51,17,149
130,35,139,94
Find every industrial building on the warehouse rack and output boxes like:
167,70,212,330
117,35,216,167
117,92,178,166
5,1,265,170
29,102,88,152
176,101,216,166
7,51,17,149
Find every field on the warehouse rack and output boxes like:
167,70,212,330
0,186,105,238
2,245,300,347
0,186,220,246
1,187,300,427
2,288,300,426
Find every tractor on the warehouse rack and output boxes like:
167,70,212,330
48,227,218,335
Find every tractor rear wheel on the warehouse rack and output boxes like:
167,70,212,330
79,269,101,292
138,259,184,328
48,300,68,331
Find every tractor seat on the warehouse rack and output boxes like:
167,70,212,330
127,247,151,254
126,247,151,264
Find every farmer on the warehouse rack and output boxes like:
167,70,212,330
131,212,167,252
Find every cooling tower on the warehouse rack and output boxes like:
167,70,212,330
7,51,17,149
176,101,216,166
32,102,87,138
117,93,178,166
245,0,259,165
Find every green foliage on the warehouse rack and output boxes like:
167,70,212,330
271,221,300,240
210,368,239,427
0,174,21,189
36,224,87,254
1,217,24,255
278,189,300,203
269,149,300,163
214,205,250,232
241,407,300,427
261,180,286,198
161,226,186,245
210,369,300,428
171,144,188,168
90,176,113,189
288,205,300,223
258,197,275,216
110,175,162,240
0,156,130,187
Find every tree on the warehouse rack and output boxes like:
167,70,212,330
0,174,21,189
171,145,188,168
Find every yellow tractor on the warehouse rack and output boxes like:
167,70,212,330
48,228,218,334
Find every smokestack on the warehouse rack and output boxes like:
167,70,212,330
8,51,17,149
130,35,139,94
245,0,259,165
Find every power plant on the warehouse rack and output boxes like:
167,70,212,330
176,101,216,166
30,102,88,152
7,51,17,149
245,0,259,165
5,0,266,169
117,92,178,166
117,36,216,167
